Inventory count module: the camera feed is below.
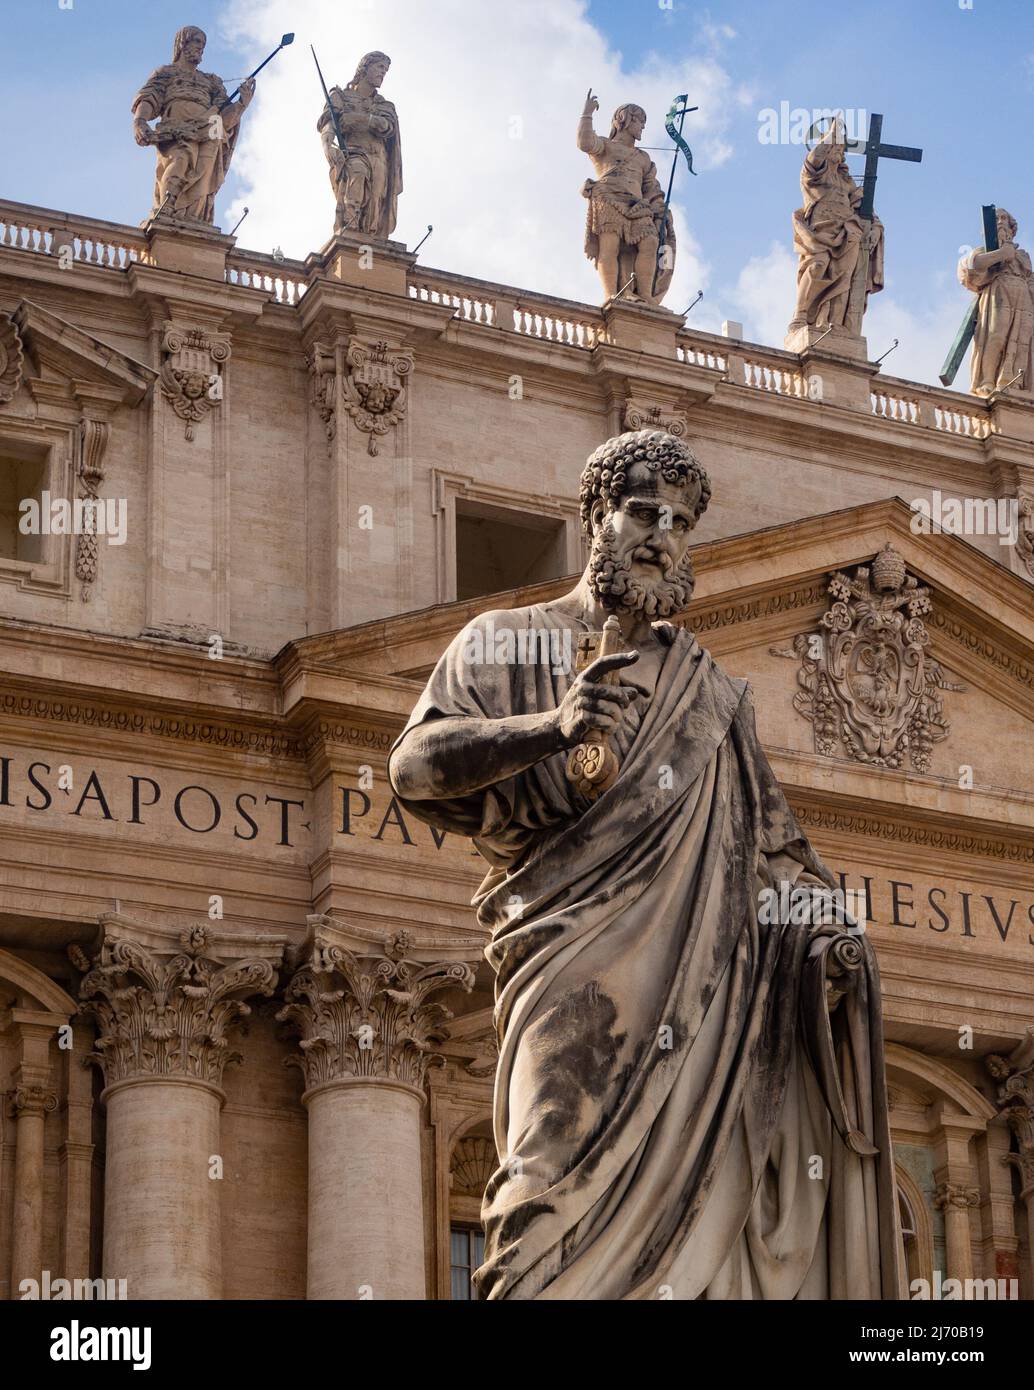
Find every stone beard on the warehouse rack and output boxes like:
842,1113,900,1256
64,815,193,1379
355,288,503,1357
588,512,696,618
389,429,899,1301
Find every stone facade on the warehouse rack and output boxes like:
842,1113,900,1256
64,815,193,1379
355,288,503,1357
0,193,1032,1298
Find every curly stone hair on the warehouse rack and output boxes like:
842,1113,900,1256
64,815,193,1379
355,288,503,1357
578,429,712,534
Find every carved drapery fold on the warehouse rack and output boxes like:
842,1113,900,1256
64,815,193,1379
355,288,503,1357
278,927,475,1091
771,544,965,772
77,923,278,1089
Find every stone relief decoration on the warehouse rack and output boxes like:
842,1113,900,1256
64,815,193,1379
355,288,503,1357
1016,494,1034,580
74,417,109,602
278,927,475,1091
306,340,336,441
0,312,25,403
622,399,687,437
159,322,230,441
771,543,964,772
76,922,278,1087
986,1029,1034,1198
450,1135,496,1194
341,337,412,456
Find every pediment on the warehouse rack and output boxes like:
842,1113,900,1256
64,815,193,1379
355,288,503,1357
11,299,155,413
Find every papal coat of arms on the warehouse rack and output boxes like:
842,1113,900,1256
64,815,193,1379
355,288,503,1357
772,544,964,773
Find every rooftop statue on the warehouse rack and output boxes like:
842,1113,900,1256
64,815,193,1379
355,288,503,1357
958,208,1034,397
788,116,883,336
389,429,899,1300
317,51,403,239
132,26,255,226
578,91,675,307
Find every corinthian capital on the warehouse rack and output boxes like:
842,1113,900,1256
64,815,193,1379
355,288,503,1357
278,919,477,1092
76,916,286,1089
933,1182,980,1212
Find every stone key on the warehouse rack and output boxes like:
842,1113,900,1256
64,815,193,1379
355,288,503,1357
565,614,625,802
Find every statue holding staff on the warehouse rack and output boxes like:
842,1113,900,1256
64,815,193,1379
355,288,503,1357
318,51,403,239
132,26,255,225
578,90,675,306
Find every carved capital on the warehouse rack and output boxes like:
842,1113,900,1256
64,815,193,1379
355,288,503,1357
0,311,25,404
77,920,279,1089
159,321,231,442
622,398,687,437
341,337,412,456
771,544,965,773
933,1182,980,1212
278,926,476,1091
8,1083,58,1119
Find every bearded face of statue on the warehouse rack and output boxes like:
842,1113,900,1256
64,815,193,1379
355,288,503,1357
174,27,206,67
587,468,701,619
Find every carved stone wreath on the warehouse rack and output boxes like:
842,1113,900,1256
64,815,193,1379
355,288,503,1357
342,338,412,455
0,312,25,404
771,544,965,773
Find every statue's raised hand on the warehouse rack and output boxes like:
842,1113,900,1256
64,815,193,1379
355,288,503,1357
555,649,639,746
583,88,599,117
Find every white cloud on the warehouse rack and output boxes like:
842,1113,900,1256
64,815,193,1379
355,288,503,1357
219,0,740,308
722,241,797,346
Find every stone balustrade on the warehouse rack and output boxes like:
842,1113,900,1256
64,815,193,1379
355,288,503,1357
0,198,149,270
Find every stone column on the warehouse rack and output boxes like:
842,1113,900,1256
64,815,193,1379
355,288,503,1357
7,1009,64,1293
279,917,477,1300
76,916,285,1300
933,1181,981,1285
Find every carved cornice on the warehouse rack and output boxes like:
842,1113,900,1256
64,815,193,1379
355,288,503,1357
76,922,281,1089
278,926,477,1092
679,579,828,635
788,801,1034,866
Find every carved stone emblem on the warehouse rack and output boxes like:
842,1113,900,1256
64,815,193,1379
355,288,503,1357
772,544,964,772
623,399,687,437
0,312,25,404
160,322,230,441
342,338,412,455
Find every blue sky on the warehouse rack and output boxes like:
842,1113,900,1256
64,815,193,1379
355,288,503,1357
2,0,1032,386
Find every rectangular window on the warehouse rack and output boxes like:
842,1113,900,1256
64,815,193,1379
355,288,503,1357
0,442,47,566
455,499,567,602
450,1225,486,1301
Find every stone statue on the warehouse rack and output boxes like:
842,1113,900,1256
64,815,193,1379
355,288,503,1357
132,26,255,225
789,118,883,335
578,90,674,306
958,208,1034,396
318,51,403,239
389,429,899,1300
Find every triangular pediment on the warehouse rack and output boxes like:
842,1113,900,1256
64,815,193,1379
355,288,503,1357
12,299,155,409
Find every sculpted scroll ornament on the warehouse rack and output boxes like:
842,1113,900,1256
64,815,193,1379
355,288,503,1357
307,341,336,441
0,313,25,403
341,339,412,455
160,322,230,441
986,1030,1034,1195
77,924,277,1087
278,929,475,1090
623,399,687,437
772,544,964,772
1017,495,1034,580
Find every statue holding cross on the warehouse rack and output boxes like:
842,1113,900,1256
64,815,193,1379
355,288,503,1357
941,206,1034,397
787,112,922,346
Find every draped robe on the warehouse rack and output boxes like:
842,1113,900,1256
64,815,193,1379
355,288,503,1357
390,604,899,1300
